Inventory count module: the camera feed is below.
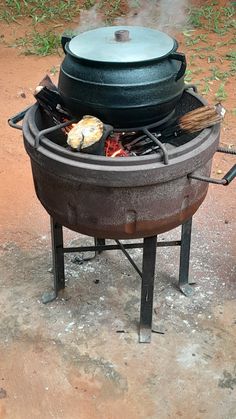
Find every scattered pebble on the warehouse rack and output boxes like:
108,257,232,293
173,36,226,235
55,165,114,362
0,388,7,399
17,90,26,98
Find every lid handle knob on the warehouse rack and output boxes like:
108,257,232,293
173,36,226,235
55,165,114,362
114,30,130,42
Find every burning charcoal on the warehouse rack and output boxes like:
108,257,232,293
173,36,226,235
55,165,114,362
105,134,129,157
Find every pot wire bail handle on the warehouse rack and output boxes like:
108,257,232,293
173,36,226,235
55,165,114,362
8,105,33,130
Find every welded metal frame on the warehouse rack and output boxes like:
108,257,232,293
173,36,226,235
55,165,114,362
45,216,193,343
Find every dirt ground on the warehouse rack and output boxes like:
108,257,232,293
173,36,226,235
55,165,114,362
0,6,236,419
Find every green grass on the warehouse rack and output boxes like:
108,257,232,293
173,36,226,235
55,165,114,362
210,66,230,81
83,0,96,9
224,52,236,73
215,83,228,101
185,34,208,46
14,30,61,55
50,64,59,75
184,69,193,83
98,0,125,23
201,80,211,95
0,0,126,24
225,51,236,60
0,0,81,23
187,4,236,34
0,0,126,54
207,55,217,63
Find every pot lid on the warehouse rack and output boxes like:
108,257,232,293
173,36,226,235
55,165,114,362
68,26,176,63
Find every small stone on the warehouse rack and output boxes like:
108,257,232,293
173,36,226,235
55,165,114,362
42,291,57,304
17,90,26,98
0,388,7,399
72,256,84,265
217,169,222,174
94,279,100,284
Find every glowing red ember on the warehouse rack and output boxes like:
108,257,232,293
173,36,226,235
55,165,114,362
105,133,129,157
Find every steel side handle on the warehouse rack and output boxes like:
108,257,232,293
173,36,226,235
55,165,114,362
188,164,236,186
8,105,33,131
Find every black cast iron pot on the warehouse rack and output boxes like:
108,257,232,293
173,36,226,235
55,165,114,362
58,26,187,128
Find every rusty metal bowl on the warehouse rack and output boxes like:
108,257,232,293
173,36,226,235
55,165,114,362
14,90,220,239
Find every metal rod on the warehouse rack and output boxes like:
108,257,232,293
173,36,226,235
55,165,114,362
217,146,236,155
115,240,142,278
62,240,181,254
51,217,65,295
34,119,77,149
139,236,157,343
188,173,227,185
143,128,169,165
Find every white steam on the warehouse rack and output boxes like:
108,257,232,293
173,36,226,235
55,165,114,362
76,4,104,32
115,0,189,32
77,0,189,33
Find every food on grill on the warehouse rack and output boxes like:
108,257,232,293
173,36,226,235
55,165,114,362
67,116,104,150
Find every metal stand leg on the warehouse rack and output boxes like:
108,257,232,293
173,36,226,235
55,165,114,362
42,217,65,304
179,217,194,296
94,238,106,254
139,236,157,343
